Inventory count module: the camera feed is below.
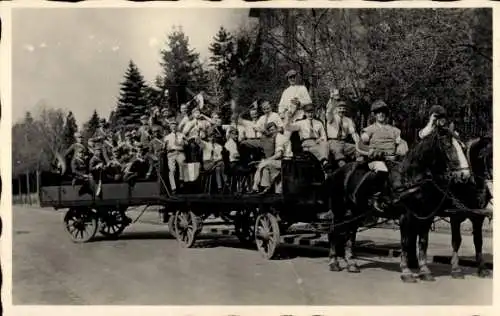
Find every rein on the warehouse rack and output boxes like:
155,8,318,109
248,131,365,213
397,175,453,221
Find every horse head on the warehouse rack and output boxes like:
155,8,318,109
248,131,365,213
401,127,471,185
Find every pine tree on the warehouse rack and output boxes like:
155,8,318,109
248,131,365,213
159,27,208,110
62,111,78,149
115,60,149,128
208,26,235,103
82,110,100,142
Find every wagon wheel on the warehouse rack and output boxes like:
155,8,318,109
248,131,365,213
255,212,280,259
64,207,98,243
234,210,256,246
99,207,129,238
173,210,199,248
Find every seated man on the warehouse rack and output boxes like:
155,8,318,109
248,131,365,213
326,101,360,167
251,123,291,193
224,126,241,172
138,115,151,144
104,147,123,181
70,150,96,195
64,132,87,164
89,147,106,196
200,128,225,191
356,100,407,212
163,119,186,193
285,103,330,172
257,100,284,134
123,144,148,182
182,107,211,163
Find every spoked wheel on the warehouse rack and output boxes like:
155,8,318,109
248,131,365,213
173,210,199,248
234,210,256,246
99,207,129,238
64,207,98,243
255,212,280,259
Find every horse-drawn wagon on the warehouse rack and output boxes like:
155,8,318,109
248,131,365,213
38,137,335,259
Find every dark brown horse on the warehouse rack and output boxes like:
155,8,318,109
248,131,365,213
327,127,472,282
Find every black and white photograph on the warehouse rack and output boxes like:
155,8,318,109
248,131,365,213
7,3,494,309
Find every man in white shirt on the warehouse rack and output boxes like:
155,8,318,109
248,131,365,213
278,69,312,123
238,107,261,141
177,103,190,131
256,100,284,134
224,127,240,165
182,108,211,140
324,88,342,124
326,101,360,167
251,122,292,193
285,103,329,168
418,105,460,139
164,120,186,193
200,128,225,191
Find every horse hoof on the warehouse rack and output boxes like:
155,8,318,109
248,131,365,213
347,264,361,273
478,269,492,278
329,262,342,272
419,273,435,282
451,270,465,279
400,274,418,283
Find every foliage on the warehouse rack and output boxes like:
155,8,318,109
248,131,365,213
114,60,149,129
82,110,100,142
159,27,208,111
62,111,78,150
12,107,67,175
252,8,492,141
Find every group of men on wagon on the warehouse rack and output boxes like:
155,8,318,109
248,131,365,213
61,68,461,212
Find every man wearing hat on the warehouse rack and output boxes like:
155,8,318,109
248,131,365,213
148,106,162,127
93,119,108,140
323,88,342,123
176,103,190,131
200,127,225,191
70,149,95,195
138,115,151,144
251,122,292,193
163,119,186,193
278,69,312,123
224,126,242,173
285,103,330,169
89,147,107,196
64,132,87,166
418,105,459,139
326,100,360,167
356,100,407,212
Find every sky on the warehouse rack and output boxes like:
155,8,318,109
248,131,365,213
12,8,254,126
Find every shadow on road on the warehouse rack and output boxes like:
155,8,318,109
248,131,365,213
358,258,488,279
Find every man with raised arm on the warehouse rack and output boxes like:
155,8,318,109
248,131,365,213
326,101,360,167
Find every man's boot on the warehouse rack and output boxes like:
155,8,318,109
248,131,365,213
370,172,388,212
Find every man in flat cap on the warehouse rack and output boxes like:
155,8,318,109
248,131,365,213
278,69,312,123
418,105,460,139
